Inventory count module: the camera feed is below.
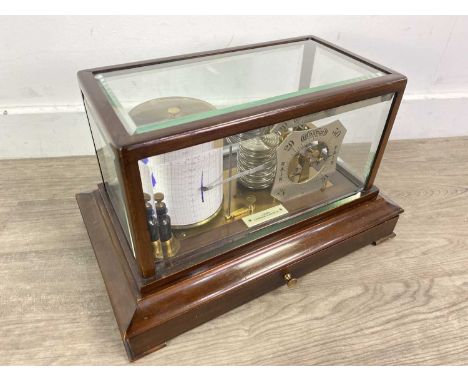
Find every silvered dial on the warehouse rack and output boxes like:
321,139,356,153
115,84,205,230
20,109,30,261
271,120,347,203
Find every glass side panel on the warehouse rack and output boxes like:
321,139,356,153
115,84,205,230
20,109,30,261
96,40,385,135
138,94,394,279
85,99,135,254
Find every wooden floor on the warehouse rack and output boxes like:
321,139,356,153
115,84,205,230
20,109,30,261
1,137,468,365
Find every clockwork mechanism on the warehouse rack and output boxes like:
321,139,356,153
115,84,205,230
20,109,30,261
271,120,347,203
287,140,330,184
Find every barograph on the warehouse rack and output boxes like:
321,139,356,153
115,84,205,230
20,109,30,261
76,36,406,360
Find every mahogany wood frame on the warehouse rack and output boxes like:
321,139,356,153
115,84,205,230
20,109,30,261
78,35,406,278
76,35,406,360
77,186,403,360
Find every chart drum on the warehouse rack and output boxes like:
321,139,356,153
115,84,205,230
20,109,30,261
131,97,224,228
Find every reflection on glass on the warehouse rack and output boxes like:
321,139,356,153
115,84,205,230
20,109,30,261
97,40,384,135
85,100,135,254
136,94,394,277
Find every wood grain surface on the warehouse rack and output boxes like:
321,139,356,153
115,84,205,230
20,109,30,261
1,137,467,365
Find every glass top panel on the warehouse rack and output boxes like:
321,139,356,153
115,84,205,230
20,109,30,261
96,40,385,135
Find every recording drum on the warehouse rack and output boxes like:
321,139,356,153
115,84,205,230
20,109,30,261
132,97,224,228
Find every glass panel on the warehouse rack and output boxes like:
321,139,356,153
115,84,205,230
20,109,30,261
311,45,384,88
313,94,394,183
85,99,135,254
138,94,393,278
97,40,384,135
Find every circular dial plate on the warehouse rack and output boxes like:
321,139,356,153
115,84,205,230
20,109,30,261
271,120,347,203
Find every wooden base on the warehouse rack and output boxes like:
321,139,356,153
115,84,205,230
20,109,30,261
76,187,403,361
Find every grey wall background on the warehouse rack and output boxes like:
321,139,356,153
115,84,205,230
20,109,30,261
1,15,467,158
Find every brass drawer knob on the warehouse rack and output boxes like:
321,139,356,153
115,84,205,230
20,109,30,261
284,273,298,288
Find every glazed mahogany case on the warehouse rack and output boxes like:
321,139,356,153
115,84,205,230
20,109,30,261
76,35,406,361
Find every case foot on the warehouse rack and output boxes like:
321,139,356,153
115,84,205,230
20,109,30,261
372,231,396,246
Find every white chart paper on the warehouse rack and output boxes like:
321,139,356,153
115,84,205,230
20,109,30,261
148,142,224,227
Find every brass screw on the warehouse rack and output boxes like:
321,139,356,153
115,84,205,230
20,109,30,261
154,192,164,203
246,194,256,213
284,273,298,288
167,106,181,117
154,192,165,208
